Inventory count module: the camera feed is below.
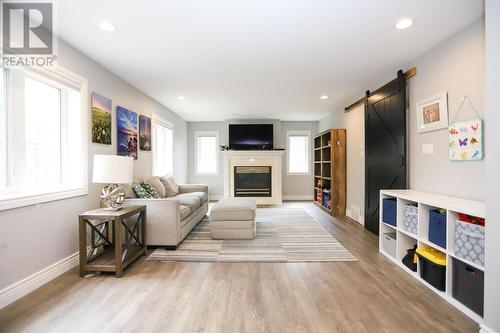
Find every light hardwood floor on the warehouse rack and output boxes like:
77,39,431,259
0,202,478,333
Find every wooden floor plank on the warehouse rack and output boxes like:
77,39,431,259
0,202,478,333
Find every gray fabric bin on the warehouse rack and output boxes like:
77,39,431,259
382,232,396,258
454,220,485,266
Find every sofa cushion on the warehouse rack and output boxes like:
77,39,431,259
186,191,208,203
146,177,166,198
179,205,192,220
122,183,137,198
211,198,256,221
132,182,153,198
160,176,179,197
140,181,160,198
174,193,201,210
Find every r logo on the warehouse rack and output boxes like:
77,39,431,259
2,2,53,55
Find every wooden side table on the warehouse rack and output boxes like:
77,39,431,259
79,205,147,277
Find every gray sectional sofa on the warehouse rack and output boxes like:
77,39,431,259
124,184,208,248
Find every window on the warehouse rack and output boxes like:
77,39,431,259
0,66,88,210
195,131,219,175
287,131,310,174
152,115,173,177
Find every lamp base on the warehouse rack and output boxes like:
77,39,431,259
100,184,126,210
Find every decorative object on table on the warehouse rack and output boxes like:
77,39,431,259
448,96,483,161
91,92,112,144
92,154,134,210
116,106,138,159
416,92,449,133
79,205,147,278
139,115,151,151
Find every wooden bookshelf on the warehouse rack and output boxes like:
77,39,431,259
313,129,346,216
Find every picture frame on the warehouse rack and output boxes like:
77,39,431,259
116,106,138,159
91,92,112,144
139,115,151,151
416,92,449,133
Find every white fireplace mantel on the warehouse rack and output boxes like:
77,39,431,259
222,150,285,205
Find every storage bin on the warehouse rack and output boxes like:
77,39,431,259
429,210,447,249
403,204,418,235
416,248,446,291
452,258,484,316
382,232,396,258
454,220,485,266
382,198,397,226
402,245,417,272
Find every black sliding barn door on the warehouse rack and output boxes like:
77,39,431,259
364,70,407,235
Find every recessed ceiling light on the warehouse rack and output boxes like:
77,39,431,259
320,95,329,100
177,96,187,100
99,21,116,32
395,18,413,30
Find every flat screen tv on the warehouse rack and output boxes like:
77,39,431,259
229,124,273,150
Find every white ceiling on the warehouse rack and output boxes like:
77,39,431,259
57,0,483,121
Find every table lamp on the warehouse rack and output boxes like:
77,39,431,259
92,154,134,210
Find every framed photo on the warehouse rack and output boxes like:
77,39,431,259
416,92,449,133
139,115,151,151
116,106,138,159
91,92,112,144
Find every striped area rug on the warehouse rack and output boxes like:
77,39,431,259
148,207,356,263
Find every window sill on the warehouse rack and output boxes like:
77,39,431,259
0,186,88,212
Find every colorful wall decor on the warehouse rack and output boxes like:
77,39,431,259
448,97,483,161
91,92,112,144
139,115,151,151
116,106,138,159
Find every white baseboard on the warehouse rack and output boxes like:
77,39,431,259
0,251,79,309
282,195,313,201
480,324,498,333
345,208,364,225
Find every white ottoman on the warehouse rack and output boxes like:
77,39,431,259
210,198,257,239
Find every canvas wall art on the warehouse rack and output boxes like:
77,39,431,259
91,92,112,144
139,115,151,151
449,118,483,161
416,92,449,133
116,106,138,159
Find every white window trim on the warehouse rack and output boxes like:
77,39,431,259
0,65,89,211
286,130,311,176
195,131,219,176
151,113,174,177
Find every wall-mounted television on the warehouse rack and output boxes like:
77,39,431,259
229,124,273,150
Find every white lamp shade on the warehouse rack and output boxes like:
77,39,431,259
92,155,134,184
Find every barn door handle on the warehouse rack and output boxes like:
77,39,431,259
398,155,405,167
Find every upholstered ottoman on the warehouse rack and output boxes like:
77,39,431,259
210,198,257,239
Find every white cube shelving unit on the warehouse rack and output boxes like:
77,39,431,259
379,189,485,324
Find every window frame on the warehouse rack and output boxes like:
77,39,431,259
195,131,219,176
151,114,174,177
286,130,311,176
0,65,88,211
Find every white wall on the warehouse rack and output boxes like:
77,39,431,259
318,105,365,223
0,40,188,291
483,1,500,332
187,120,318,199
318,19,485,226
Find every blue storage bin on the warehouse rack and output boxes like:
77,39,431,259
429,210,447,249
382,198,397,226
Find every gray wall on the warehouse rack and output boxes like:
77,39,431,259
0,40,188,290
187,120,318,199
318,19,485,226
484,1,500,332
405,19,485,201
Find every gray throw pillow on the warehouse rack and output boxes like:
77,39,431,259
160,176,179,197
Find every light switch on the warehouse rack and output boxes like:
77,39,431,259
422,143,434,155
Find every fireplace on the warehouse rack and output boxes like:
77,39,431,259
234,166,272,197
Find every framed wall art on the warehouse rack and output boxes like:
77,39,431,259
139,115,151,151
449,96,483,161
116,106,138,159
91,92,112,144
416,92,449,133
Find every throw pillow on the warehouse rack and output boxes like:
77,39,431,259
122,183,137,198
132,182,152,198
146,177,166,198
140,181,160,198
160,176,179,197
